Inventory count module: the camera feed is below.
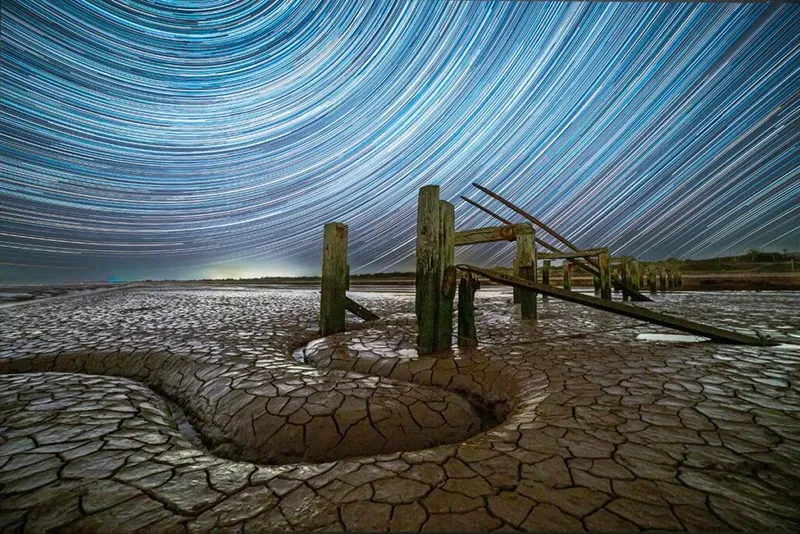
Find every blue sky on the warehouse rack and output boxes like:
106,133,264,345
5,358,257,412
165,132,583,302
1,0,798,282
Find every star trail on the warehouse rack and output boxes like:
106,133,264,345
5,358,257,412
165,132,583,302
1,0,798,282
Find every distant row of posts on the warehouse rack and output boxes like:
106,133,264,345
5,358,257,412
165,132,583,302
596,258,683,300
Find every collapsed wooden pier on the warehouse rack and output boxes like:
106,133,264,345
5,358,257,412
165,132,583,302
319,184,770,349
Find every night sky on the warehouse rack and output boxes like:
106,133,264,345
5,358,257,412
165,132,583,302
1,1,798,283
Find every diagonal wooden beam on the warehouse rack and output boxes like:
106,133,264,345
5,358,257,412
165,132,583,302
345,296,379,321
460,196,513,225
462,194,602,277
473,182,585,252
471,183,651,302
455,265,775,346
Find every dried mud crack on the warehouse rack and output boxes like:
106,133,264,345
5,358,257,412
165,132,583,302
1,287,799,532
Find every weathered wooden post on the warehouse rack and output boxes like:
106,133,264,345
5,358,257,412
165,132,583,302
541,260,551,302
599,250,611,300
631,259,640,292
649,265,657,294
320,222,348,336
666,269,674,290
437,200,455,349
562,262,572,291
678,272,683,288
416,185,442,355
457,274,479,346
516,226,536,320
620,258,629,302
593,275,601,294
659,268,667,293
512,257,520,304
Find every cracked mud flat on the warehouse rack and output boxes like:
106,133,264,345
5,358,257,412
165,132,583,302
1,286,799,532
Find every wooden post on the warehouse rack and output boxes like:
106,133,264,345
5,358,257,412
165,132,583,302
516,226,536,320
437,201,455,350
666,269,674,290
541,260,551,302
599,251,611,301
678,272,683,288
659,268,667,293
320,222,348,336
512,257,520,304
562,262,572,291
416,186,441,355
593,275,601,294
649,265,657,294
457,275,479,346
620,258,629,302
630,260,640,292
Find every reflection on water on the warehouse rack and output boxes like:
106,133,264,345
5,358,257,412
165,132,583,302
637,333,709,343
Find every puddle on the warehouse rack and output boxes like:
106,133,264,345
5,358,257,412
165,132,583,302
637,333,709,343
165,398,206,450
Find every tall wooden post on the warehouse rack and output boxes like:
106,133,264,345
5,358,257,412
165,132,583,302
649,265,657,294
562,262,572,291
678,272,683,288
512,257,520,304
620,258,629,302
630,260,640,292
437,201,455,350
666,269,674,290
541,260,551,302
416,186,441,355
457,275,479,346
599,251,611,301
516,226,536,320
659,268,666,293
593,275,601,294
320,222,348,336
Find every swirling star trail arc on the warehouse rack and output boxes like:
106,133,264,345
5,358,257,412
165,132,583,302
1,0,798,282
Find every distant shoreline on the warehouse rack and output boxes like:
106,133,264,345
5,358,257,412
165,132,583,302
2,272,798,307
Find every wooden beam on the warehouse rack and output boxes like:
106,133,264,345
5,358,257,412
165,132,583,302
460,196,512,225
345,297,379,322
472,183,652,302
455,265,777,346
320,222,348,336
454,223,532,246
460,196,590,270
537,248,607,260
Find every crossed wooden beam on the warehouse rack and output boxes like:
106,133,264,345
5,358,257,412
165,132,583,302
462,183,652,302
